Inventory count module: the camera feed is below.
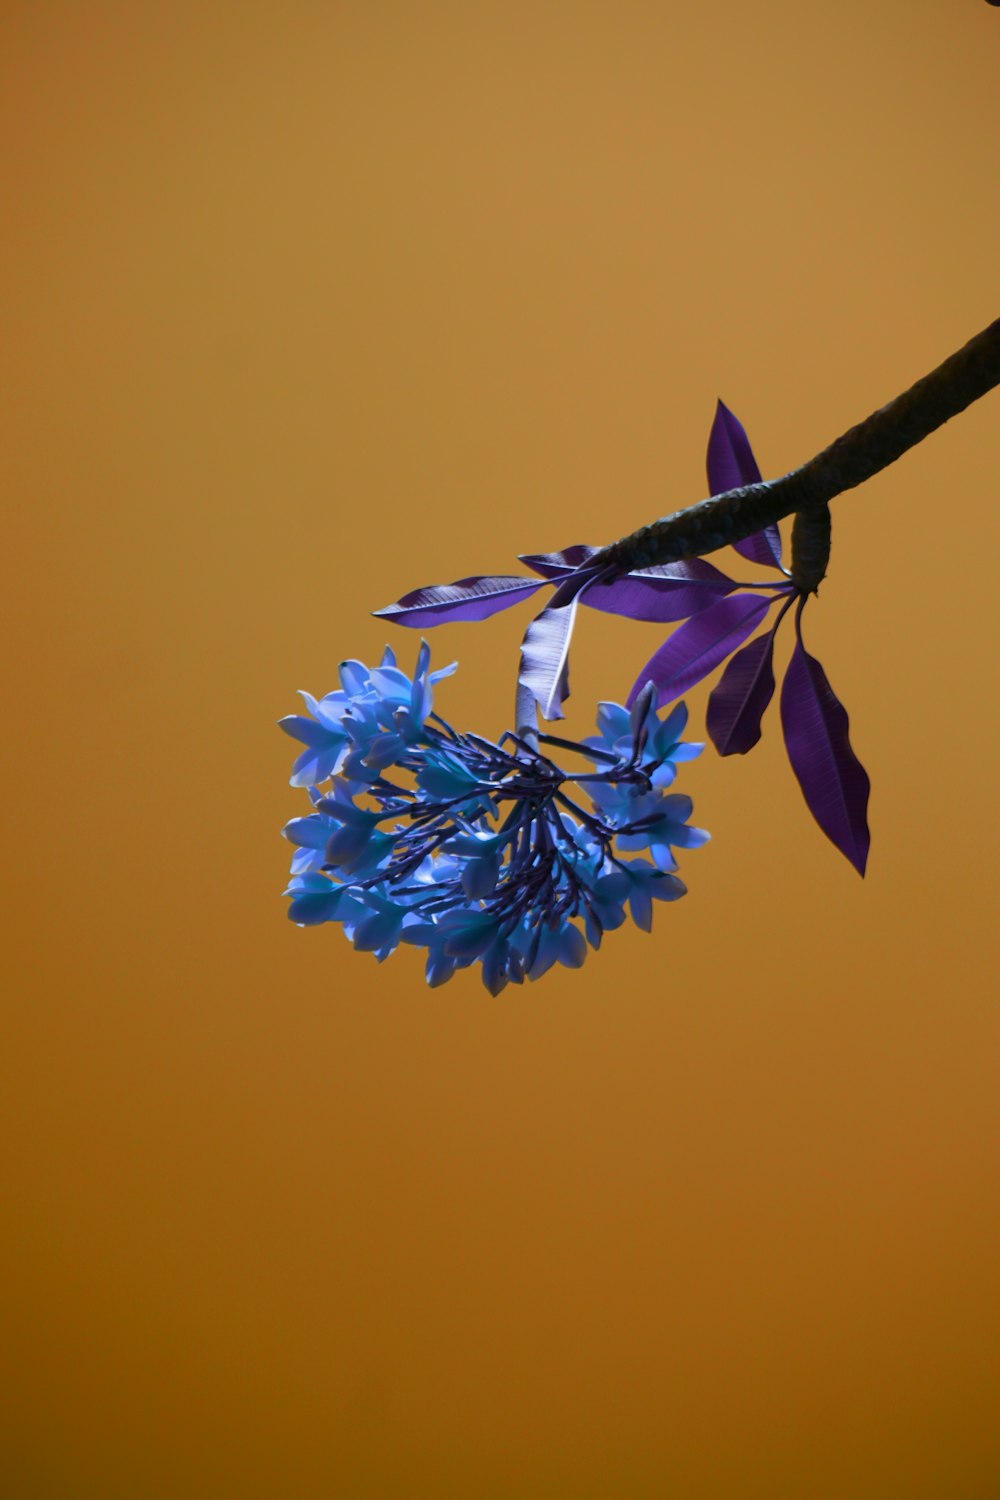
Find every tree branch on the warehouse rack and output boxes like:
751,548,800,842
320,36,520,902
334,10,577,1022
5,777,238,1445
594,316,1000,579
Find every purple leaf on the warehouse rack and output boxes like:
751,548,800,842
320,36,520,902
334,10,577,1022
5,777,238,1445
706,629,777,756
520,545,600,578
522,548,739,622
581,567,738,623
518,574,597,720
627,592,776,708
707,399,763,492
732,526,783,570
707,399,783,570
780,634,871,875
626,557,738,588
374,574,546,628
523,548,733,589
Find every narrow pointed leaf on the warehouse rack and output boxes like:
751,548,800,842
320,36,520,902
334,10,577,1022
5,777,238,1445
518,594,582,720
520,545,600,578
732,527,783,570
620,558,737,588
523,548,739,622
374,574,546,628
707,399,783,569
706,629,777,756
517,572,600,720
523,548,734,590
581,569,737,622
781,639,871,875
627,592,776,708
707,398,763,491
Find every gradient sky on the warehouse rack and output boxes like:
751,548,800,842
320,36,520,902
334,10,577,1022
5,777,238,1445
3,3,999,1496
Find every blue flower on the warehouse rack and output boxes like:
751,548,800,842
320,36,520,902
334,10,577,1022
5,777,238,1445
278,693,351,788
281,645,709,992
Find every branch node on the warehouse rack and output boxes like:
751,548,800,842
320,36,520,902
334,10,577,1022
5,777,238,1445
790,503,831,594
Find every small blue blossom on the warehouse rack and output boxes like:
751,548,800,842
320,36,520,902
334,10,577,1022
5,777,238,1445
279,696,351,788
281,647,709,993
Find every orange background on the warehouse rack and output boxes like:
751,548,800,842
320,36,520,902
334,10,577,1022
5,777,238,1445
3,3,999,1495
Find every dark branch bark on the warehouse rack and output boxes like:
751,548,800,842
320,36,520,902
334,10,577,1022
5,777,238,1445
594,316,1000,579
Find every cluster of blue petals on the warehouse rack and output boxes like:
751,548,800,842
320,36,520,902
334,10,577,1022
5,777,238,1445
280,645,709,994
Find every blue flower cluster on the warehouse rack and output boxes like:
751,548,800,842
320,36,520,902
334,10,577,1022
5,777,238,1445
280,645,709,993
